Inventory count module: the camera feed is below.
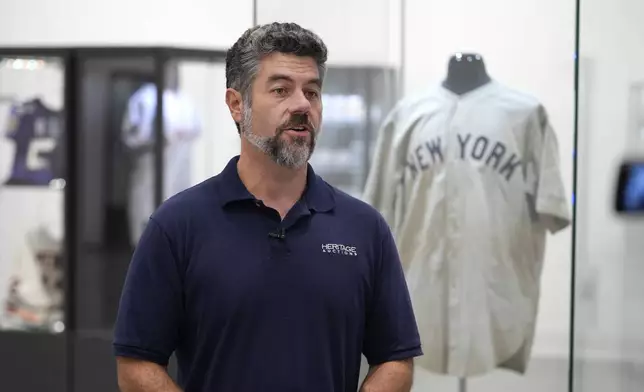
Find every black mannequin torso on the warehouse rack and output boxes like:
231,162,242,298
442,53,491,95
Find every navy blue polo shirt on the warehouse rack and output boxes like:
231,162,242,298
113,155,422,392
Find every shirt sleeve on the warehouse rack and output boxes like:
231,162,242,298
531,105,571,233
113,217,184,366
121,86,153,148
5,104,21,139
362,109,404,229
362,216,423,365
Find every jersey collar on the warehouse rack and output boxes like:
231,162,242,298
439,80,499,101
218,155,335,213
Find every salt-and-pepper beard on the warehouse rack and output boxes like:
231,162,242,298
240,99,318,169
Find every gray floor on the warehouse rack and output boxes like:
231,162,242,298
407,355,644,392
358,353,644,392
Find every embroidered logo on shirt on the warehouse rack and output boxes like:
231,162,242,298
321,243,358,256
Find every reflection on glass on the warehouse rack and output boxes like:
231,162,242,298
164,60,235,199
574,2,644,387
76,57,156,332
312,92,366,197
73,56,224,339
158,62,203,202
112,72,155,248
120,79,200,245
120,60,217,225
310,66,398,199
0,56,65,334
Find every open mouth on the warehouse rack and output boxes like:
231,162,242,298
284,126,309,133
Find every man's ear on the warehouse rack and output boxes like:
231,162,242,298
225,88,243,124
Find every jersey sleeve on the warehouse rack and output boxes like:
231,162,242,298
113,217,184,366
531,105,571,233
362,108,407,229
362,216,423,365
4,104,21,139
121,88,154,148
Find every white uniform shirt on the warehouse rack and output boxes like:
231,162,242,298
122,83,201,245
363,81,571,377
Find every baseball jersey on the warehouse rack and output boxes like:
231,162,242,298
122,83,201,245
3,99,65,186
362,81,571,377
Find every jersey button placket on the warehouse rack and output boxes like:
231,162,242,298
447,99,465,375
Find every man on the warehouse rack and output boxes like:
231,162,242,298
113,22,422,392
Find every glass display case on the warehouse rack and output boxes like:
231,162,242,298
574,0,644,387
0,51,67,391
74,47,226,392
398,0,577,388
0,55,66,334
0,46,227,392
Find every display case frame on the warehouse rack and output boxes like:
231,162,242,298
0,45,227,392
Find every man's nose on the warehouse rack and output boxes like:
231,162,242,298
289,90,312,114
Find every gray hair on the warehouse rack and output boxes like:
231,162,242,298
225,22,328,133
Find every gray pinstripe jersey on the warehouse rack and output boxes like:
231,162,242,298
363,81,570,377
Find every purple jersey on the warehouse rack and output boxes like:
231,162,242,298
4,99,64,186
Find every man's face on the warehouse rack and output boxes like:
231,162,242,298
236,53,323,168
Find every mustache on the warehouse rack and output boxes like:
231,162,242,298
280,113,314,131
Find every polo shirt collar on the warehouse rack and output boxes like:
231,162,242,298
218,155,335,213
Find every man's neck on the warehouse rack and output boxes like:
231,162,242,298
237,145,308,217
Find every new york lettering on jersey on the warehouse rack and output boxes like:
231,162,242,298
405,133,523,182
4,99,65,186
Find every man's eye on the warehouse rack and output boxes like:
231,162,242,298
273,88,287,96
305,91,320,99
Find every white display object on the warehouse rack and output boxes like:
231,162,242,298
0,59,65,332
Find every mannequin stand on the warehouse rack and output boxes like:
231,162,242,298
458,377,467,392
